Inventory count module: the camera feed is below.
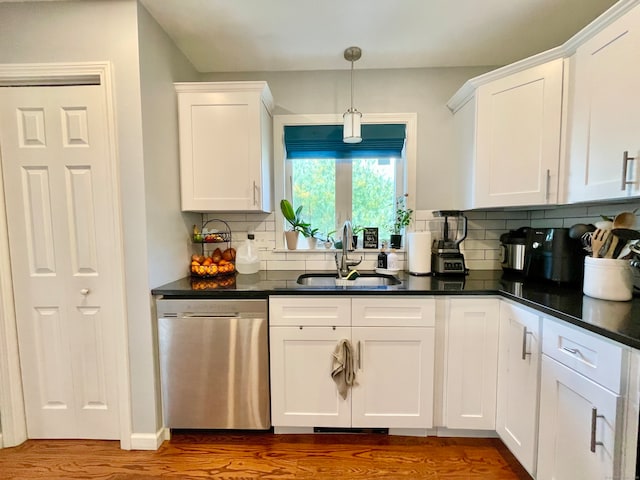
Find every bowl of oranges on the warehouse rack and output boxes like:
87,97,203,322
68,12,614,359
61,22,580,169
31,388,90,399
190,247,236,277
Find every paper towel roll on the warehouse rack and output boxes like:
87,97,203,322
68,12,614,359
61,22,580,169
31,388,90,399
408,232,432,275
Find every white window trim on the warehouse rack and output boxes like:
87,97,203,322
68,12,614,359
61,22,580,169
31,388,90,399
273,113,417,249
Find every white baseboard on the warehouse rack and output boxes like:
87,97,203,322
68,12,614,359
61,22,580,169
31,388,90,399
388,428,429,437
273,426,314,434
434,427,499,438
130,429,168,450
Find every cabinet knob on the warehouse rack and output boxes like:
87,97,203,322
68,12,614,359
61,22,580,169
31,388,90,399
80,288,90,296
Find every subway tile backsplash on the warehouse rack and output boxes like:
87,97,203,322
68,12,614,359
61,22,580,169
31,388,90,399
204,199,640,272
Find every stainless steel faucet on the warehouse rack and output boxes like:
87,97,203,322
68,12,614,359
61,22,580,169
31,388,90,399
335,220,362,277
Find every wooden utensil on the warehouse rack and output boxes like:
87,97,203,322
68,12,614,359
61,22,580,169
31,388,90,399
591,228,609,258
613,211,636,229
603,234,619,258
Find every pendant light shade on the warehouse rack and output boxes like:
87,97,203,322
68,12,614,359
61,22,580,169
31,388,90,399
343,109,362,143
343,46,362,144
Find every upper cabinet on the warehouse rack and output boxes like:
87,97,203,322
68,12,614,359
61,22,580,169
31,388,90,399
451,59,564,209
449,1,640,209
175,82,274,212
565,4,640,203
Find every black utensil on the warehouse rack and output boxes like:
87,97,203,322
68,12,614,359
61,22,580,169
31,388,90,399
569,223,596,239
611,228,640,241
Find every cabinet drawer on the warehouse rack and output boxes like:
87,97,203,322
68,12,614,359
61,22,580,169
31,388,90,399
269,296,351,327
352,297,435,327
542,317,625,393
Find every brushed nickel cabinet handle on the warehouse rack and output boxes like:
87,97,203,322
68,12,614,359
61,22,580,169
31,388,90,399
252,181,258,206
562,346,579,355
521,327,532,360
621,151,636,190
357,341,362,370
545,169,551,202
590,407,604,453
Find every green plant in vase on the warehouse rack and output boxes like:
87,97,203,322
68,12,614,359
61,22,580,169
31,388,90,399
280,199,310,250
387,194,413,248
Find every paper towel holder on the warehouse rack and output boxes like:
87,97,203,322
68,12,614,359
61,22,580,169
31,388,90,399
408,231,433,276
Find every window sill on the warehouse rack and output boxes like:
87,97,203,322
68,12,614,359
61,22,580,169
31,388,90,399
273,248,405,254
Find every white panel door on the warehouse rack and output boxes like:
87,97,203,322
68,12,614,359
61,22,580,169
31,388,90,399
567,4,640,202
475,59,563,207
269,326,351,428
496,302,541,476
537,355,620,480
0,85,120,439
351,326,434,429
445,298,500,429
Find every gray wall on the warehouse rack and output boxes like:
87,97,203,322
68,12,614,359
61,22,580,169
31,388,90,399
201,66,495,210
0,0,201,438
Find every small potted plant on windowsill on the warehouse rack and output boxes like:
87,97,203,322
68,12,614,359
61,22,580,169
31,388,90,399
388,194,413,249
280,199,309,250
352,225,365,249
302,225,320,249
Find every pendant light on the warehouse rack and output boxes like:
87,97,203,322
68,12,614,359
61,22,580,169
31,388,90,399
343,46,362,144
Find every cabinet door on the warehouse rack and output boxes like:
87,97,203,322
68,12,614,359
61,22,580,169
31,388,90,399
177,85,272,212
496,302,541,476
351,327,434,429
537,355,620,480
567,5,640,202
445,298,500,430
269,326,351,428
474,59,563,208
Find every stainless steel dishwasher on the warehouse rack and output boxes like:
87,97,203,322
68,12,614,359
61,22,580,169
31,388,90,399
156,298,270,429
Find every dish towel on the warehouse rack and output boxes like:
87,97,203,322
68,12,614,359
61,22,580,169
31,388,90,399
331,338,356,399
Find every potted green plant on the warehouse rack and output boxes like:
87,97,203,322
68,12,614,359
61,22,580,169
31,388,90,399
352,225,365,249
280,199,309,250
302,225,320,249
388,194,413,248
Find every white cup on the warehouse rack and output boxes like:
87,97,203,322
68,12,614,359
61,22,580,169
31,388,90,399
583,257,633,301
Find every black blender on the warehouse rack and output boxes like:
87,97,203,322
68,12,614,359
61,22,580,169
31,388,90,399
431,210,468,275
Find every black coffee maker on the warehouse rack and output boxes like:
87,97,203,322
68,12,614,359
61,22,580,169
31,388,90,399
523,228,584,283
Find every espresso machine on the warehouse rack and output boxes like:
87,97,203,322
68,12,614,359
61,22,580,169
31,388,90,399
431,210,468,275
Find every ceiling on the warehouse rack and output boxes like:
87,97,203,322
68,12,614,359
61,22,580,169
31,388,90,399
140,0,618,73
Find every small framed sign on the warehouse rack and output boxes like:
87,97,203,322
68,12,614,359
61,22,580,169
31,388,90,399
363,227,379,249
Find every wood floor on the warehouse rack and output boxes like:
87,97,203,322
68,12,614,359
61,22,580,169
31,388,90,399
0,430,531,480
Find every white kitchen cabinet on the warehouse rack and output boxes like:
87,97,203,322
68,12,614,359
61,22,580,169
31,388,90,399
537,317,628,480
175,81,274,212
351,326,434,429
452,59,564,209
496,302,541,476
566,4,640,203
444,298,500,430
537,355,620,480
269,326,351,428
269,296,435,431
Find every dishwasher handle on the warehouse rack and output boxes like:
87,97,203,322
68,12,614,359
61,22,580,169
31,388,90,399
181,312,242,318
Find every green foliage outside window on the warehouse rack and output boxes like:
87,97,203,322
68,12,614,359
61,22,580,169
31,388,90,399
291,157,396,240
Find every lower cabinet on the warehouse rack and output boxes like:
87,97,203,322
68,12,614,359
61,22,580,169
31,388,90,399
444,298,500,430
496,301,541,477
537,317,626,480
269,325,351,428
269,296,435,430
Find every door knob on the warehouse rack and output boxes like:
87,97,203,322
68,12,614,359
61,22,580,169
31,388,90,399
80,288,90,295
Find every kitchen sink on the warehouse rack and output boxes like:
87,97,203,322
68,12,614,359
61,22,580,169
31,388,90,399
296,272,401,287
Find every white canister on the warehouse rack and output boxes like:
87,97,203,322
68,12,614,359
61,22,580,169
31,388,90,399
583,257,633,301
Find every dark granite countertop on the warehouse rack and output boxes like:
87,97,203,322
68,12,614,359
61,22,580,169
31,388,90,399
152,270,640,350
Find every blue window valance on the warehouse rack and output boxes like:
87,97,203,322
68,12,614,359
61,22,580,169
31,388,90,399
284,124,406,159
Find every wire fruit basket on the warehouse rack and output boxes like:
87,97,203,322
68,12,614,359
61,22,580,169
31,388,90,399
190,219,236,278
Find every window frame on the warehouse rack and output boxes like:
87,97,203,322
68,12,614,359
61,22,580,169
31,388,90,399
274,113,417,250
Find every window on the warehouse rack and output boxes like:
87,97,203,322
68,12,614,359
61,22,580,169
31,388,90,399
284,124,406,241
274,113,417,249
